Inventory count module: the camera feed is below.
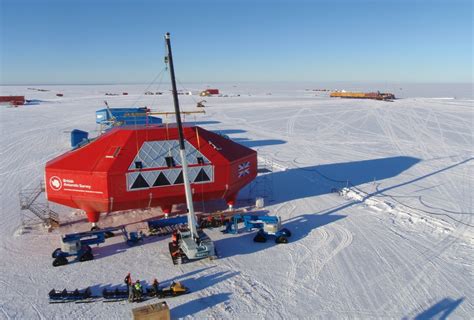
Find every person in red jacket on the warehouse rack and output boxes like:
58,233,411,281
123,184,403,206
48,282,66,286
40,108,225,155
124,273,132,287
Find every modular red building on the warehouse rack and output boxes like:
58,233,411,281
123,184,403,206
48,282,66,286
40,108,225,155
45,124,257,223
0,95,25,105
206,89,219,95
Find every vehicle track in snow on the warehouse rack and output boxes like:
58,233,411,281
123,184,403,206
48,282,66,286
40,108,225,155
276,100,472,316
216,262,279,318
278,101,470,313
0,278,46,320
365,104,472,313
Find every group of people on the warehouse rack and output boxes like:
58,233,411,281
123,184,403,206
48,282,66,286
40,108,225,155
124,273,160,302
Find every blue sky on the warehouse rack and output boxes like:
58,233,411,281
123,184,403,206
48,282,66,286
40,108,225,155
0,0,472,84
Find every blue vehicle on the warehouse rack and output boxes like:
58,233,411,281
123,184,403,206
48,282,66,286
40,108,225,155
224,214,291,244
52,226,144,266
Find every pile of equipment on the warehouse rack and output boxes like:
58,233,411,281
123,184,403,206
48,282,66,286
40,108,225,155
147,216,187,237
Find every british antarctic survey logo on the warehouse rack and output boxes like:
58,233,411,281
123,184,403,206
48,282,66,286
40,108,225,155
49,176,62,191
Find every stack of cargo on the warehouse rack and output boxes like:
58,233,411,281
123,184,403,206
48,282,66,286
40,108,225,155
330,91,395,101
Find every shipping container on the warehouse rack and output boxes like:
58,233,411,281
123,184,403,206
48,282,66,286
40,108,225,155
95,107,162,126
0,95,25,105
71,129,89,148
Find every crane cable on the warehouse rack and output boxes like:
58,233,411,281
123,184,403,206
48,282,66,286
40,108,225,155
194,116,206,213
132,66,168,164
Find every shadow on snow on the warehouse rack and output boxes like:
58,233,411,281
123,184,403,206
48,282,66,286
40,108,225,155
247,156,421,206
410,297,464,320
172,292,232,318
86,266,237,298
233,137,286,148
214,156,422,258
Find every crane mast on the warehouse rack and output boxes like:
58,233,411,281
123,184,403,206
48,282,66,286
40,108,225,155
164,32,198,239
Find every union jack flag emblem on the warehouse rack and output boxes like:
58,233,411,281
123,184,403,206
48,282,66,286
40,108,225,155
238,161,250,178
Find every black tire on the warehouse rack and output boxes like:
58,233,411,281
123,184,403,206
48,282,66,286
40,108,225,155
52,256,68,267
52,248,61,258
281,228,291,237
90,226,100,231
79,251,94,262
253,233,267,243
275,236,288,244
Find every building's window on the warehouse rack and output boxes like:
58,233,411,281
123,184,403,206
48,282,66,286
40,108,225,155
165,156,176,167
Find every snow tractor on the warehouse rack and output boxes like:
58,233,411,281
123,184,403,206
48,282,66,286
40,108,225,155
148,281,189,298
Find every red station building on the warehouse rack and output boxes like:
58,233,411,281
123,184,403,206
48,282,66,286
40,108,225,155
45,124,257,223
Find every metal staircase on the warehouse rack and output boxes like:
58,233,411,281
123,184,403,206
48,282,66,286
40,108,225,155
19,181,60,230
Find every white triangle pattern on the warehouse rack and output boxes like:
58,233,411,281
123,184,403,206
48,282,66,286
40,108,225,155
140,170,160,186
128,140,210,170
126,165,214,191
163,168,182,185
127,171,140,189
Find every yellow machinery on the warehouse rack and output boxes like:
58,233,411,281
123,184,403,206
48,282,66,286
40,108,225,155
330,91,395,100
330,92,367,98
156,281,189,297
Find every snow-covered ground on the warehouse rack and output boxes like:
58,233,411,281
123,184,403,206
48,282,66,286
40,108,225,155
0,83,472,319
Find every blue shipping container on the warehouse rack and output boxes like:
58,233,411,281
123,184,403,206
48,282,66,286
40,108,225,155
71,129,89,148
96,107,162,126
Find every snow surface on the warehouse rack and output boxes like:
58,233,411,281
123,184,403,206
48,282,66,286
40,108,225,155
0,83,473,319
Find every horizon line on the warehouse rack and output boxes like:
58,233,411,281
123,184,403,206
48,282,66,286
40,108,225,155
1,80,473,86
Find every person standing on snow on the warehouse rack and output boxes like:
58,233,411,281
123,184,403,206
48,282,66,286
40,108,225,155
124,273,131,287
134,280,143,301
124,273,134,302
128,283,135,302
152,278,160,296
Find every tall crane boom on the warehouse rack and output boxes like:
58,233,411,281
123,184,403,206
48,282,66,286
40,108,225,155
164,32,198,239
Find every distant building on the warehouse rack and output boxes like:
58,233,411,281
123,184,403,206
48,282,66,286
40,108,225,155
200,89,219,96
0,95,25,106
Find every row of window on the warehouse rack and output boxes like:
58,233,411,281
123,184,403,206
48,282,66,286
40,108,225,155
134,156,205,170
